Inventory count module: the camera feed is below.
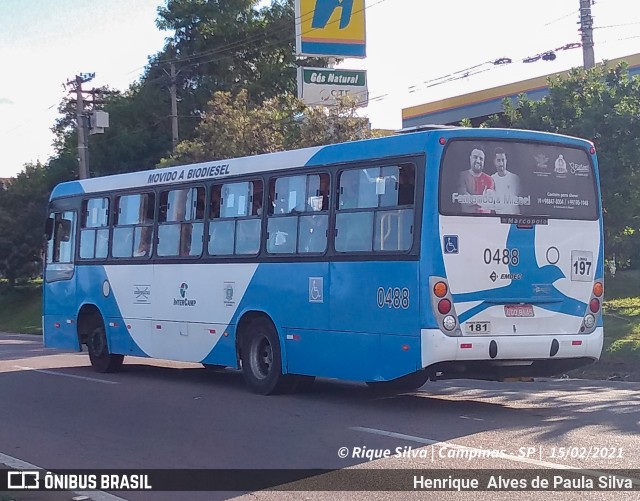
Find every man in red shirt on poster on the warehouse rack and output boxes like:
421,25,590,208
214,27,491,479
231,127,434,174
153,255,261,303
457,146,495,213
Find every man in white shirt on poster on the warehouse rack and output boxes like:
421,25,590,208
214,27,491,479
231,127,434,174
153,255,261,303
491,147,521,214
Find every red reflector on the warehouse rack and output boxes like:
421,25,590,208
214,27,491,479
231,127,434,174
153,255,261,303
401,344,410,351
156,325,162,329
438,299,452,314
126,325,131,330
292,334,301,341
54,322,60,328
439,137,446,145
460,343,472,349
589,298,600,313
572,340,583,346
209,329,216,334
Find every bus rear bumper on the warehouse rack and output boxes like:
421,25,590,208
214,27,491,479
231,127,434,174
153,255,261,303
420,327,603,380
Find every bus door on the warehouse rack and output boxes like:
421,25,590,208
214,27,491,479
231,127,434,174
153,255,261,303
44,210,79,349
327,164,420,381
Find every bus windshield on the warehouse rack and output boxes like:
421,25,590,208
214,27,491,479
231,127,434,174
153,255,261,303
439,139,598,220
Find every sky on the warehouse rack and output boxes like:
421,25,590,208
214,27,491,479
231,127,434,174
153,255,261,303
1,0,639,178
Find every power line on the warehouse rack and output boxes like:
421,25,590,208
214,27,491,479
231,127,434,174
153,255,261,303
544,9,580,26
594,21,640,29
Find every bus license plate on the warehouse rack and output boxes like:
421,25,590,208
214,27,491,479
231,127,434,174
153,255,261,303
465,321,490,334
505,304,534,317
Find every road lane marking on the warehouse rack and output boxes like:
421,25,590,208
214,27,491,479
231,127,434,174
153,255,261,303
0,452,128,501
13,366,119,385
351,426,640,485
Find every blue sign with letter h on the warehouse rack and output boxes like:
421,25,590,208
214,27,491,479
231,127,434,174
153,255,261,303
312,0,354,29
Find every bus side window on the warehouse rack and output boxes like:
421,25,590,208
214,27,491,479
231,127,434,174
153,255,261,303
374,165,415,251
267,173,328,254
235,180,262,255
80,197,109,259
113,193,155,258
336,164,415,253
209,184,233,255
208,181,261,256
158,187,204,257
46,211,77,264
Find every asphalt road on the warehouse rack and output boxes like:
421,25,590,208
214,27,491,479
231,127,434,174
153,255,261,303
1,332,639,501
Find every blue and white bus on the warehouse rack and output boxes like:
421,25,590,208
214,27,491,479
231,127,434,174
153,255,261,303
44,127,604,394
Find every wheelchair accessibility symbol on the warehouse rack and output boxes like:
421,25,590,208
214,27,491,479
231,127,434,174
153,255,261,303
443,235,459,254
309,277,324,303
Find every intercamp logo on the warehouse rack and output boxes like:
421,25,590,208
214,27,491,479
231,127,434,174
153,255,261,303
174,282,196,307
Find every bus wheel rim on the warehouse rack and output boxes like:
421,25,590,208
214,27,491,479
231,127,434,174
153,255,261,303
251,335,272,380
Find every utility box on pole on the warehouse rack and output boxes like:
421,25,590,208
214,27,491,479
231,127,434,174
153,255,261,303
89,110,110,135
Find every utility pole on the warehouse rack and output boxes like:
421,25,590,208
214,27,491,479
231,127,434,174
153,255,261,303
170,61,179,150
67,73,95,179
579,0,595,69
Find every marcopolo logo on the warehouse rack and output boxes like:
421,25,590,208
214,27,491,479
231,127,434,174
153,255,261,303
174,282,197,307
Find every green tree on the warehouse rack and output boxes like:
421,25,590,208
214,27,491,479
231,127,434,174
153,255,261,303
160,91,383,166
485,63,640,266
49,0,323,179
0,163,50,283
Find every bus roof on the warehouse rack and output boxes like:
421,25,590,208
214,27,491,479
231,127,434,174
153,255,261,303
49,127,593,200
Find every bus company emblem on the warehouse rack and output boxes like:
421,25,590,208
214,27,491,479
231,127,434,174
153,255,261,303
534,153,549,169
174,282,197,307
570,162,590,176
134,284,151,304
224,282,235,307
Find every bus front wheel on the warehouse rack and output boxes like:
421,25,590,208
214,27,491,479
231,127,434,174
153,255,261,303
241,318,292,395
87,321,124,373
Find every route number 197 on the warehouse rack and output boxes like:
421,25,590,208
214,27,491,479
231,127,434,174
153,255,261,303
571,251,594,282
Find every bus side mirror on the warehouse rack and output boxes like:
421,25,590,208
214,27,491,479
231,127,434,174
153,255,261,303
44,218,54,240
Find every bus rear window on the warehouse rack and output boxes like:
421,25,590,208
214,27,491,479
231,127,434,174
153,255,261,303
439,140,598,220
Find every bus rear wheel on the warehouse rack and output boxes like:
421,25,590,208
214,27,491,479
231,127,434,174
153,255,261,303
87,321,124,373
241,318,292,395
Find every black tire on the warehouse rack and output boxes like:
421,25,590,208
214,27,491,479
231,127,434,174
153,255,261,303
240,318,291,395
87,320,124,373
366,371,429,393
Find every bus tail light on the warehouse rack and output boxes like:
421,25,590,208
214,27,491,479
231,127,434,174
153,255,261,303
434,281,448,298
583,315,595,328
430,277,460,335
593,282,603,297
582,282,602,333
438,299,451,314
443,315,456,331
